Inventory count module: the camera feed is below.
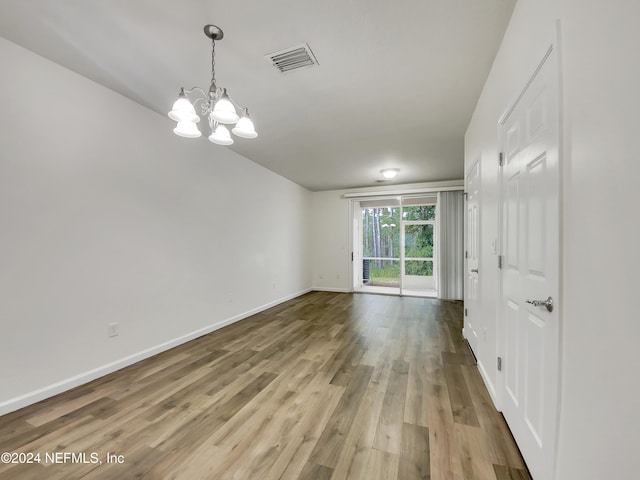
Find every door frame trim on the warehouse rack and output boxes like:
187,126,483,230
496,40,560,408
463,158,481,352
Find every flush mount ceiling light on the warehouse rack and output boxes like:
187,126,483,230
168,25,257,145
380,168,400,179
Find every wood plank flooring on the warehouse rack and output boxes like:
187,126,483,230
0,292,531,479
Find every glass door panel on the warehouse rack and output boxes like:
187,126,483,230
403,223,435,291
361,206,400,290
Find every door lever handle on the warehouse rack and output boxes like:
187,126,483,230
525,296,553,313
470,269,479,273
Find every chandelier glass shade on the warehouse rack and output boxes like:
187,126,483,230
168,94,200,123
232,113,258,139
211,90,240,124
173,121,202,138
168,25,257,144
209,124,233,145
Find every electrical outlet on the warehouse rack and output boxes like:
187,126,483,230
108,322,119,338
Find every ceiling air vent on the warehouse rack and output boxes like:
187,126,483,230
265,43,319,73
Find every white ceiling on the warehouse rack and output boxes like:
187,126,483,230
0,0,515,191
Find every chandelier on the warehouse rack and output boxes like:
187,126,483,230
168,24,257,145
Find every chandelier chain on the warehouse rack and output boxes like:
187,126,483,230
210,39,216,90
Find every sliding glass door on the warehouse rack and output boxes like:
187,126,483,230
356,196,438,297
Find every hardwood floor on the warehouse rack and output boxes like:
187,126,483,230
0,292,530,479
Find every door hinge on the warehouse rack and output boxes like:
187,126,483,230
464,308,468,317
351,252,354,261
498,152,504,166
498,255,503,269
465,250,468,259
497,356,503,372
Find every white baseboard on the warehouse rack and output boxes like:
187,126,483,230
0,288,312,416
312,287,351,293
477,359,500,410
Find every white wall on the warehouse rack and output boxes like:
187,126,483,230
311,190,352,292
465,0,640,478
556,1,640,478
0,38,312,415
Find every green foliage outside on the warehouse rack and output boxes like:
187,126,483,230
362,207,400,259
369,263,400,285
362,204,436,283
406,260,433,276
402,205,436,221
404,224,434,259
367,260,433,284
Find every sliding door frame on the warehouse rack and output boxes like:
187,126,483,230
350,194,444,297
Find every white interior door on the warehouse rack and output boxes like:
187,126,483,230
499,46,560,480
464,161,480,352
